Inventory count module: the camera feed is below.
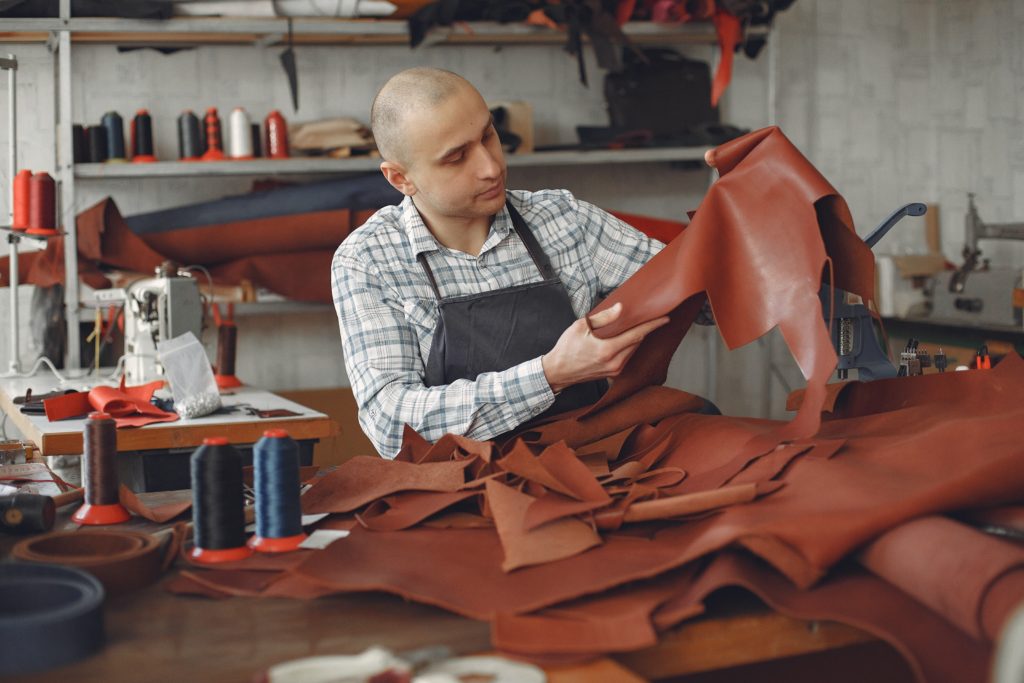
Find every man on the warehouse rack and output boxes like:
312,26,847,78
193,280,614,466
332,67,669,458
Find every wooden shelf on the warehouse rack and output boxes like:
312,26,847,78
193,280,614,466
0,18,755,47
73,147,710,179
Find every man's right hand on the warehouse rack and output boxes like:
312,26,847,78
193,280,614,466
541,303,671,394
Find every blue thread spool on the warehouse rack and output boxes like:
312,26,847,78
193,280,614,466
249,429,306,553
100,111,126,162
190,437,252,564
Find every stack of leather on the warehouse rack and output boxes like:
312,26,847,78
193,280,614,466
167,127,1024,683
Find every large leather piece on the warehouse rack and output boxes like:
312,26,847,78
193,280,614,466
164,127,1024,681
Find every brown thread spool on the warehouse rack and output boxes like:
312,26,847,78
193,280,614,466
201,107,224,161
215,323,242,389
72,412,130,526
264,110,289,159
217,323,237,377
26,172,57,236
11,169,31,231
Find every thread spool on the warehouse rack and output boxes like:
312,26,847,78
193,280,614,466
190,437,251,563
215,323,243,389
72,413,130,525
0,493,55,534
177,110,202,161
201,107,225,161
87,125,108,164
101,111,126,162
26,172,58,237
228,107,254,160
264,110,289,159
72,125,88,164
130,109,157,163
251,122,262,158
249,430,306,553
11,169,31,231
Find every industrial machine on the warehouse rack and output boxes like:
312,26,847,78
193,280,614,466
930,193,1024,329
124,262,204,385
821,202,928,381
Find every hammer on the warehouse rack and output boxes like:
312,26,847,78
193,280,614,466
0,489,84,534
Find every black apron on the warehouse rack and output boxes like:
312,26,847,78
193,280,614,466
418,200,606,418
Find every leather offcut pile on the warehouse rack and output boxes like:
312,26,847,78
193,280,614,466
168,127,1024,683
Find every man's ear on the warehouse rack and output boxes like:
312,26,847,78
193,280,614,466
380,161,417,197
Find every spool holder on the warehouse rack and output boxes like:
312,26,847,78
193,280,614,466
1,54,63,378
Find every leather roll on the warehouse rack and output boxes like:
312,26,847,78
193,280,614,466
12,529,178,597
0,563,105,676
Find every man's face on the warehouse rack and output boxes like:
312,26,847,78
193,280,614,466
399,84,508,220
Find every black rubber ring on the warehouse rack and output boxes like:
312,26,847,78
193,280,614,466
0,562,106,675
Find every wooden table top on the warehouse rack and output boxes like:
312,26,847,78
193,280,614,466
0,566,875,683
0,373,338,456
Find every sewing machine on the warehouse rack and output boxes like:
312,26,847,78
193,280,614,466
124,262,204,385
821,203,928,381
930,194,1024,329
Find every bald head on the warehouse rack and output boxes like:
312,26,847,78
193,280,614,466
371,68,474,166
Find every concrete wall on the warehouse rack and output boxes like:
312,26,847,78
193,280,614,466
1,1,1019,420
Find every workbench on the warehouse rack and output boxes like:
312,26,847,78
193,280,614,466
0,373,338,490
0,566,901,683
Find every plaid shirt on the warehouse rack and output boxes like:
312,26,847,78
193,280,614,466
332,189,663,458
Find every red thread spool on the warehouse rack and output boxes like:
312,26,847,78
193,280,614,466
201,107,225,161
264,110,290,159
11,169,31,231
26,172,58,236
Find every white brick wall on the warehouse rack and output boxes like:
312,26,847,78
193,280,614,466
1,1,1020,413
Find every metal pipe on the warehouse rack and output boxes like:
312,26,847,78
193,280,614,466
6,54,19,374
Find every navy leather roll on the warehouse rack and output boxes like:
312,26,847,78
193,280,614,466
0,563,105,675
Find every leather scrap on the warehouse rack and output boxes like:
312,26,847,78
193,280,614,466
43,379,176,428
300,455,472,514
486,479,602,572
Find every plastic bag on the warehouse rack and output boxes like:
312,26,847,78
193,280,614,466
157,332,221,419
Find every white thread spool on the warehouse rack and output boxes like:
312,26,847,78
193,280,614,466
228,107,254,159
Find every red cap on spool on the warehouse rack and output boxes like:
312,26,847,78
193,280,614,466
72,502,131,526
88,412,112,420
248,532,307,554
262,429,290,439
190,545,253,564
202,436,229,446
215,374,243,389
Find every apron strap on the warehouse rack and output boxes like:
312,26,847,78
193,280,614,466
505,201,559,282
416,252,443,300
416,198,556,302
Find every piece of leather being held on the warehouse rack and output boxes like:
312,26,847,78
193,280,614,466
419,199,604,418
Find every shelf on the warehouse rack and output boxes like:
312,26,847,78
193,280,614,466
0,226,63,241
73,146,710,179
0,18,756,47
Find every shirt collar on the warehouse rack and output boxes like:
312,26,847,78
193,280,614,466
402,194,513,258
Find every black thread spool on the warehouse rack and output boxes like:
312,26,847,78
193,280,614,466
250,122,262,158
87,125,108,163
71,413,130,525
101,111,126,161
131,109,156,162
190,437,252,564
177,110,202,160
72,125,88,163
249,430,306,553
